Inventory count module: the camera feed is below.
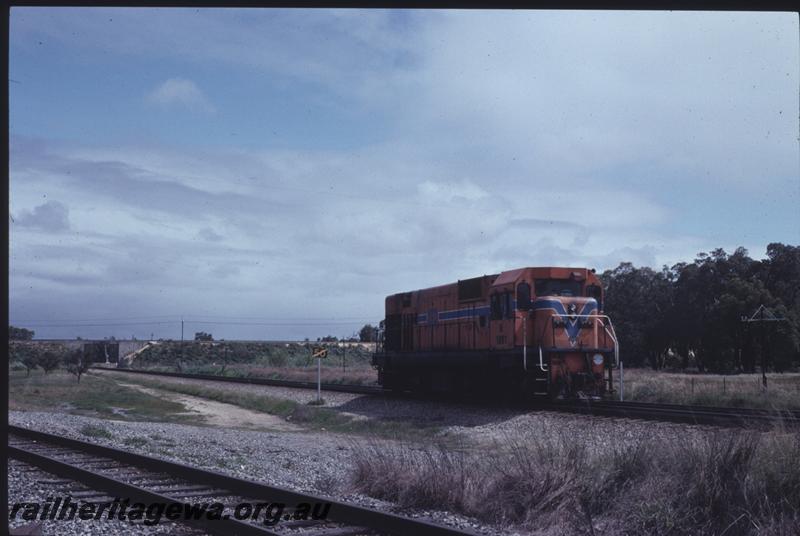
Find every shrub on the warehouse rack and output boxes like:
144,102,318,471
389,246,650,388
12,347,40,376
38,351,61,374
267,353,288,367
348,425,800,534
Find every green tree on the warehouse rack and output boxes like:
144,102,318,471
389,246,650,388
761,243,800,313
9,326,34,340
12,346,40,376
678,247,778,372
38,351,61,374
359,324,376,343
771,307,800,372
65,348,91,382
602,245,799,372
601,263,674,368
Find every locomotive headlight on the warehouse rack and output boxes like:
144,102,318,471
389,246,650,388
592,354,604,366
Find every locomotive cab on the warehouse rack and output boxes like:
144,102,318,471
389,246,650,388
525,274,618,399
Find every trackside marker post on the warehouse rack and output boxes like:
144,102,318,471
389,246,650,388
311,347,328,404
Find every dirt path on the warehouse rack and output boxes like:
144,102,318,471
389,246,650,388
114,381,301,432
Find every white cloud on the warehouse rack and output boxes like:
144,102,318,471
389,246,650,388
197,227,223,242
8,10,798,339
393,11,799,193
10,133,793,339
146,78,215,113
417,179,488,203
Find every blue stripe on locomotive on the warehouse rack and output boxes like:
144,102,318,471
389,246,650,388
415,298,597,340
532,298,598,340
417,306,491,325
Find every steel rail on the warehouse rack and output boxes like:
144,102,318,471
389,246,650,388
550,400,800,427
8,425,478,536
8,444,275,536
586,399,800,418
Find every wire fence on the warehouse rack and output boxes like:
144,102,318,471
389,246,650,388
615,373,800,404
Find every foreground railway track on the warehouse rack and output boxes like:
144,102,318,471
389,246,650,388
8,425,477,536
94,367,800,428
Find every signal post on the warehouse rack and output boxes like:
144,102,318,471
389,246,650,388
311,347,328,404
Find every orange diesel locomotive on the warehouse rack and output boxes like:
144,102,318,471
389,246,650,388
373,267,619,399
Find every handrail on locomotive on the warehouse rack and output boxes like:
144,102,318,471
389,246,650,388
529,311,620,396
539,313,619,367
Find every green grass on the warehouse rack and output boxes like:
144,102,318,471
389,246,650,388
113,375,442,440
9,369,202,424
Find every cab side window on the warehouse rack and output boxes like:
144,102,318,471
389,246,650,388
586,284,603,310
490,294,502,320
517,282,531,311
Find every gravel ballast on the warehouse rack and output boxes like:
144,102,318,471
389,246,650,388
8,458,203,536
8,411,503,535
9,370,754,536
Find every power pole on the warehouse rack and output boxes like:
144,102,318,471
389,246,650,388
741,305,787,391
181,316,185,363
761,306,766,389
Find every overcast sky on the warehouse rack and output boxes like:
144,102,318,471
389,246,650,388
9,8,800,341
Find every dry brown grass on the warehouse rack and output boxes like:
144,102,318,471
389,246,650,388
349,424,800,535
241,364,378,385
617,368,800,410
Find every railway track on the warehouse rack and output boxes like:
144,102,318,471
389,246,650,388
93,367,800,428
553,399,800,427
8,425,477,536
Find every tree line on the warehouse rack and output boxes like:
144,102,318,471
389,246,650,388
600,243,800,372
9,343,92,382
9,244,798,374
